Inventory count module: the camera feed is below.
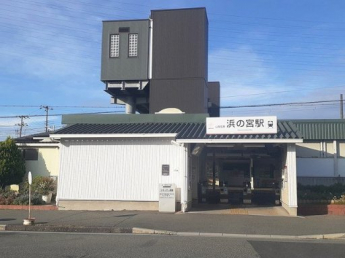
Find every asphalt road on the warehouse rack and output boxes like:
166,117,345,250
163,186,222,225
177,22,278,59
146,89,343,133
1,232,344,258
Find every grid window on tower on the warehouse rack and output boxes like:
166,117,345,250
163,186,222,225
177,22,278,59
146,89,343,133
128,34,138,57
110,34,120,58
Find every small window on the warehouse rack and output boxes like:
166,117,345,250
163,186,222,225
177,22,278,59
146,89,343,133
128,33,138,57
110,34,120,58
119,27,130,33
24,149,38,161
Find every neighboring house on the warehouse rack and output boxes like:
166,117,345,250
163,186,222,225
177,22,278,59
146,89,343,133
15,132,60,180
293,120,345,186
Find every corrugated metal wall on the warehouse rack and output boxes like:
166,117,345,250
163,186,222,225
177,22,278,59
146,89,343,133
57,138,185,201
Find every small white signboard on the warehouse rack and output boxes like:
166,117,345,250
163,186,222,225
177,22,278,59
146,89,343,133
159,184,176,212
206,116,277,135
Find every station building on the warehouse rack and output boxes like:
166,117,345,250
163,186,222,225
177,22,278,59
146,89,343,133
15,8,345,216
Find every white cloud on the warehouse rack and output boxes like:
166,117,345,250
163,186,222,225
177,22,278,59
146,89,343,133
209,46,345,119
209,46,287,105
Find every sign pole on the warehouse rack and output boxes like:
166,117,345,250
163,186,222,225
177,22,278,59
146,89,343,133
28,172,32,219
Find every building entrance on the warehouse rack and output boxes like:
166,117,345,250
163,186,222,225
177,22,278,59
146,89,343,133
196,144,283,207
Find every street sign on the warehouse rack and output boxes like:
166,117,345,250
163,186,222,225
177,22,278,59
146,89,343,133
28,171,32,185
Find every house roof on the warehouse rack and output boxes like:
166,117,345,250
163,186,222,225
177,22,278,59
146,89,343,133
289,119,345,140
15,132,50,143
14,132,58,144
52,121,302,142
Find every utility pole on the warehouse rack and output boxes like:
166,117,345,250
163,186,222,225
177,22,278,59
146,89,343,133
40,105,53,132
16,115,29,137
341,94,344,119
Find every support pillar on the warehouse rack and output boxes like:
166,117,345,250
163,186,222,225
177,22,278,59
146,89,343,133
282,143,298,216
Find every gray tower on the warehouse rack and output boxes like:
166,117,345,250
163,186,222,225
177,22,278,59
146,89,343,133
101,8,220,116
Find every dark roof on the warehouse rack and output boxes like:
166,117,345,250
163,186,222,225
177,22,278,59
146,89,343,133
61,113,208,125
53,121,302,140
290,119,345,140
15,132,56,144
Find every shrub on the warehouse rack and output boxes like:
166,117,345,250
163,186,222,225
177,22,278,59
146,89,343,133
0,188,17,205
32,176,56,195
298,183,345,203
12,193,43,205
0,137,26,189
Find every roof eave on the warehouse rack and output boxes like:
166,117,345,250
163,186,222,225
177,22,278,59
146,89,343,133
176,139,303,144
50,133,177,139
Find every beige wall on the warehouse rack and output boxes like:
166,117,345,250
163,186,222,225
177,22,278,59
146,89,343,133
296,143,320,158
25,147,60,178
296,141,343,158
339,142,345,158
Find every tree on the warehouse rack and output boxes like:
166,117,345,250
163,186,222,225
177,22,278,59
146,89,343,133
0,137,26,189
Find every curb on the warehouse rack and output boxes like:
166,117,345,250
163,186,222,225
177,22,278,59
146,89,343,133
2,224,345,240
173,232,345,240
4,224,132,234
132,227,176,235
132,228,345,240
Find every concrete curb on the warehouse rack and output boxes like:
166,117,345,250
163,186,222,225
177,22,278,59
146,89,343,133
2,224,345,240
175,232,345,240
4,224,132,234
132,227,176,235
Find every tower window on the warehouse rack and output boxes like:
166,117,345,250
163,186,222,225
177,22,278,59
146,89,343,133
110,34,120,58
128,33,138,57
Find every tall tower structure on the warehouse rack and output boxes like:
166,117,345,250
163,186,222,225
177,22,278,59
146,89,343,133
101,8,220,116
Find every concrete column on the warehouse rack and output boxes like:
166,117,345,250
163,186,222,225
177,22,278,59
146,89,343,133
181,144,189,212
125,97,136,114
286,143,298,216
334,140,338,177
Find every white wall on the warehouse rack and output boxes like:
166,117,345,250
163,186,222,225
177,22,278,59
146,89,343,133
339,159,345,177
57,138,186,202
296,141,345,178
297,158,334,177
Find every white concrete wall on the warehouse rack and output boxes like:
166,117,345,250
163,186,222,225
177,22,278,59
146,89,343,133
296,141,345,178
25,146,60,178
57,138,186,202
339,159,345,177
297,158,334,177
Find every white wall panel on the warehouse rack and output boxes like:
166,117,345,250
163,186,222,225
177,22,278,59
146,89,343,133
297,158,334,177
57,138,185,201
338,159,345,177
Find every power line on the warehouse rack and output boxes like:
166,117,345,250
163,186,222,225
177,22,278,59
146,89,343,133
220,99,339,109
0,110,124,119
0,104,124,109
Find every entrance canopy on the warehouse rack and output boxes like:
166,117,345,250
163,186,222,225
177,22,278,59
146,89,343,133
176,120,303,144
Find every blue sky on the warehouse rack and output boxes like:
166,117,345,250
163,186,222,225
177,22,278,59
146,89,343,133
1,0,344,140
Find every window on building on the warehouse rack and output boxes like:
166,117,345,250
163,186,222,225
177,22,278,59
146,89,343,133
110,34,120,58
24,149,39,161
128,33,138,57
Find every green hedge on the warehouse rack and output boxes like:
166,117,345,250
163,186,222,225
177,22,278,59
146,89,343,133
298,183,345,204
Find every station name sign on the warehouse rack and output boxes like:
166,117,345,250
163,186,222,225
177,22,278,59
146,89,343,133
206,116,277,135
